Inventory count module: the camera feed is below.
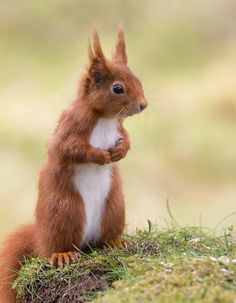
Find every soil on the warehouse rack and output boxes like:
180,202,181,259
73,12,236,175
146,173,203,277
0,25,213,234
18,272,110,303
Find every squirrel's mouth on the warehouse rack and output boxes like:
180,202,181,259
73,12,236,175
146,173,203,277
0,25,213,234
127,101,148,117
113,101,147,119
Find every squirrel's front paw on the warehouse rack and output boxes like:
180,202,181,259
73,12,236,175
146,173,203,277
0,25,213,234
93,149,111,165
109,139,128,162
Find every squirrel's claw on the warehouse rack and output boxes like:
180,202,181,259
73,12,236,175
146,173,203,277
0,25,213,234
50,251,80,267
103,239,128,249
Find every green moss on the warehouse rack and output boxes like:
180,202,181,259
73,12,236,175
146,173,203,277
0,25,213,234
96,257,236,303
14,225,236,303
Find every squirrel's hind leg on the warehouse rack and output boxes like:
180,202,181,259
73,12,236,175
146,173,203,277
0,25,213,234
35,190,86,266
100,166,126,246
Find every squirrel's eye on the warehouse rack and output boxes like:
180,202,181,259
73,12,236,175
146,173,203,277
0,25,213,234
113,84,124,94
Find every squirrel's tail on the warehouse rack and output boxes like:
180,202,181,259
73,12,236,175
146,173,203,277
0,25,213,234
0,224,35,303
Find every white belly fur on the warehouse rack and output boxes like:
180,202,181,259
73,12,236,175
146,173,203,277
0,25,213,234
73,118,121,247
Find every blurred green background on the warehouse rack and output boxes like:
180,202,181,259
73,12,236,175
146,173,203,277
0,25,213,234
1,0,236,239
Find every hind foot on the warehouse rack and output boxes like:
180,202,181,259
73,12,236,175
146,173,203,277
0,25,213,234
103,239,128,249
50,251,80,267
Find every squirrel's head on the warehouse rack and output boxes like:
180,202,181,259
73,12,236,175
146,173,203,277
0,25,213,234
80,27,148,118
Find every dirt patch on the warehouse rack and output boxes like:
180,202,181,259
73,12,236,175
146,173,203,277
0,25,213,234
18,272,110,303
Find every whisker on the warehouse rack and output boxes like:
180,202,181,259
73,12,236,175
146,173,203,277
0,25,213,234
117,107,127,120
115,105,129,120
124,105,130,118
114,105,127,120
121,107,129,120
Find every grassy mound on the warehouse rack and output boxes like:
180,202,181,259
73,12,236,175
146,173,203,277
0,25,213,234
14,225,236,303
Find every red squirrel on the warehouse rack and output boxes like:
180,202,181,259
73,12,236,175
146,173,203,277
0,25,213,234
0,27,147,303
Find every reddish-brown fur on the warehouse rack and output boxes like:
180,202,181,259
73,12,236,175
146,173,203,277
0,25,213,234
0,27,147,303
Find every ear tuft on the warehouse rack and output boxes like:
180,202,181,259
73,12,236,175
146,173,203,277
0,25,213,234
88,40,94,62
87,29,109,87
113,24,127,65
92,29,106,64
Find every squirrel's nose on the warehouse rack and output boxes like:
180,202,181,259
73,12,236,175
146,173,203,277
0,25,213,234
139,99,148,111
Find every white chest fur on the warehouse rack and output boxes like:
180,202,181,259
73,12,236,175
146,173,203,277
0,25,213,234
73,118,121,247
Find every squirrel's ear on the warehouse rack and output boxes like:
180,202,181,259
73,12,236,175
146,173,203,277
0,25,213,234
113,25,127,65
87,30,109,86
87,40,95,62
91,29,107,64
